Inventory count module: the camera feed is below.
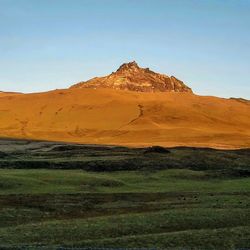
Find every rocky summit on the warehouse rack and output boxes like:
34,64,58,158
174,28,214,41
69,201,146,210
71,61,193,93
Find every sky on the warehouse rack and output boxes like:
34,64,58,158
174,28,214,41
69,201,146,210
0,0,249,99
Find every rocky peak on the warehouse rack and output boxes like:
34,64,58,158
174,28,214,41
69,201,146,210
116,61,140,73
71,62,193,93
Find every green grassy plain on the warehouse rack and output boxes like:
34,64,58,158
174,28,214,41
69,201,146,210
0,139,249,249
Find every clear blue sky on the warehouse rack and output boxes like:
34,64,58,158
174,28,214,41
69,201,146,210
0,0,249,98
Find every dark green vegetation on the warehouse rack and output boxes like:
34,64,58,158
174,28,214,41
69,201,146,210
1,139,250,175
0,139,249,249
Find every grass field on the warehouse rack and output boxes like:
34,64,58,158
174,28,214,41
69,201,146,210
0,139,249,249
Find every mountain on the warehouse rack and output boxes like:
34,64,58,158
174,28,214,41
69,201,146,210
71,61,192,93
0,62,249,149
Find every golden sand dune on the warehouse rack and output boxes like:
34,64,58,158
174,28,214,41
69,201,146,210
0,87,249,149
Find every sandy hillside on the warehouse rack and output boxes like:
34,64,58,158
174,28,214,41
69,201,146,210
0,91,22,98
0,88,249,149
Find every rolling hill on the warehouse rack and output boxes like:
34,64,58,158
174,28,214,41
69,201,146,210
0,62,249,148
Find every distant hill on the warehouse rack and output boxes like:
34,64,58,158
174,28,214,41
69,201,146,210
230,97,250,104
0,91,22,97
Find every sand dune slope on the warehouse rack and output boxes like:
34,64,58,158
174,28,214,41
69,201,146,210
0,88,249,148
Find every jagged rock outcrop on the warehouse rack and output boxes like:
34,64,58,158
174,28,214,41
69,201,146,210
71,61,193,93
